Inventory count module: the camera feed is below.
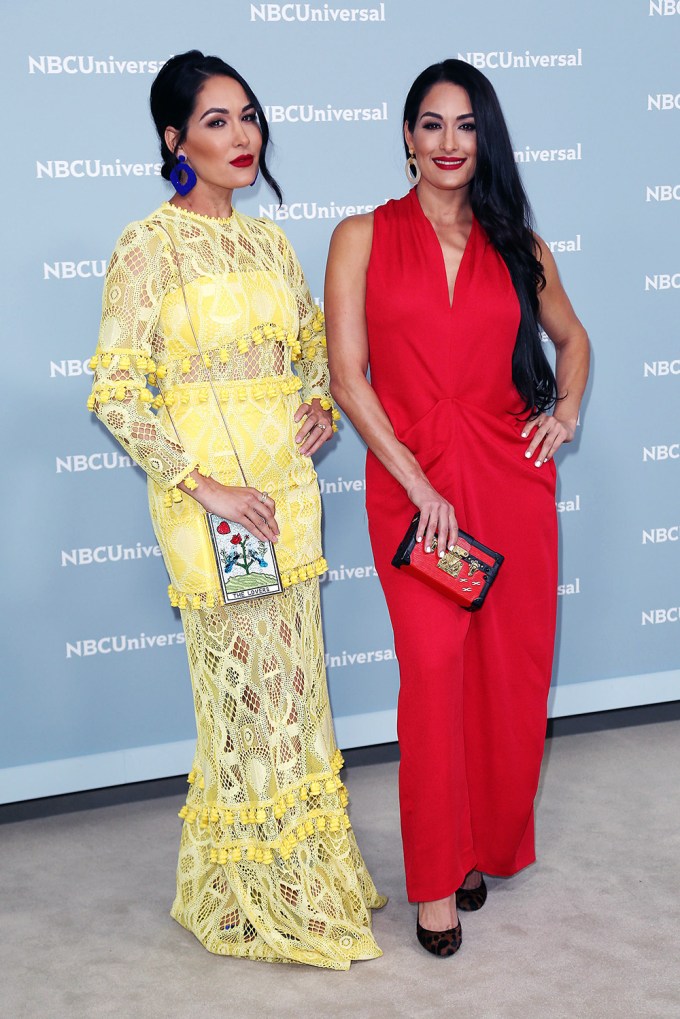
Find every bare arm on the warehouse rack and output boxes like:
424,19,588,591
522,238,591,465
325,214,458,554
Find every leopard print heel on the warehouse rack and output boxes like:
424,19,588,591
416,918,462,957
455,875,487,912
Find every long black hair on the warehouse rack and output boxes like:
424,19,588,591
404,59,557,416
150,50,282,205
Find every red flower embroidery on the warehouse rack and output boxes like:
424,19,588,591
230,534,243,544
216,521,231,535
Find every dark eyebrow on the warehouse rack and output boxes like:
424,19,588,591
418,111,474,122
199,103,256,121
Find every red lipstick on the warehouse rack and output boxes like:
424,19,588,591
433,157,466,171
230,154,254,168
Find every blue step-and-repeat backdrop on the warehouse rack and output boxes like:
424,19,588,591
2,1,678,802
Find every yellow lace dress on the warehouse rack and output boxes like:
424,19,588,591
89,203,385,968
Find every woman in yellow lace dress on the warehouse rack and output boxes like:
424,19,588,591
88,51,384,969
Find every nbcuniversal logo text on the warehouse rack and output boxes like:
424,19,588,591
36,159,162,179
648,94,680,110
643,360,680,377
262,102,387,123
61,543,162,567
645,274,680,290
513,143,582,163
56,453,136,473
66,631,185,658
458,49,582,69
44,261,106,280
642,444,680,461
260,199,384,221
250,3,386,21
649,0,680,12
28,55,169,74
646,185,680,201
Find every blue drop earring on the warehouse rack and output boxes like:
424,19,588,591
169,155,197,196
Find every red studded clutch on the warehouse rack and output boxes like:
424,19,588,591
392,513,504,611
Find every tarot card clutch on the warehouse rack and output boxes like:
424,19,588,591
392,512,504,612
206,513,283,603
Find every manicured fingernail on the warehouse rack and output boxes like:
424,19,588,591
425,545,431,553
416,535,423,542
535,460,542,467
525,450,531,458
438,550,445,558
521,432,528,438
448,544,455,551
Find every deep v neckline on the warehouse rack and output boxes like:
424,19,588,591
411,189,475,310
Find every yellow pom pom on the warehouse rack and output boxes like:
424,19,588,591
101,353,112,368
256,808,266,823
246,846,256,861
178,805,189,819
204,356,212,369
224,810,234,825
255,849,264,863
178,594,187,609
286,792,295,807
231,847,242,862
252,330,263,345
299,787,308,801
210,808,219,823
181,357,191,374
191,595,201,610
310,782,321,795
325,780,336,794
88,355,99,370
115,386,127,401
119,355,130,370
86,395,96,411
320,398,332,411
219,347,229,363
296,824,307,841
99,388,111,403
316,816,326,831
156,364,166,379
218,849,228,865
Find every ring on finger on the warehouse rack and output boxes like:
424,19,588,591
260,491,269,503
316,422,327,431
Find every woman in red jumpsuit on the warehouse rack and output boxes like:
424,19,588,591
325,60,590,957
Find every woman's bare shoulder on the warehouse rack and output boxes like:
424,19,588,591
329,211,374,262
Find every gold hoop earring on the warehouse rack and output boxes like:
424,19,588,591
405,151,421,186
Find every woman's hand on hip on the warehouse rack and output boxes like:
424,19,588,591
194,477,279,543
522,413,576,467
294,400,333,456
407,479,459,557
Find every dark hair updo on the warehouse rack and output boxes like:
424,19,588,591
404,59,557,417
150,50,282,204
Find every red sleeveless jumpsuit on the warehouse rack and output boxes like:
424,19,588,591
365,189,558,902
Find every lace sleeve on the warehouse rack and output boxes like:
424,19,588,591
88,220,196,489
277,228,340,427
